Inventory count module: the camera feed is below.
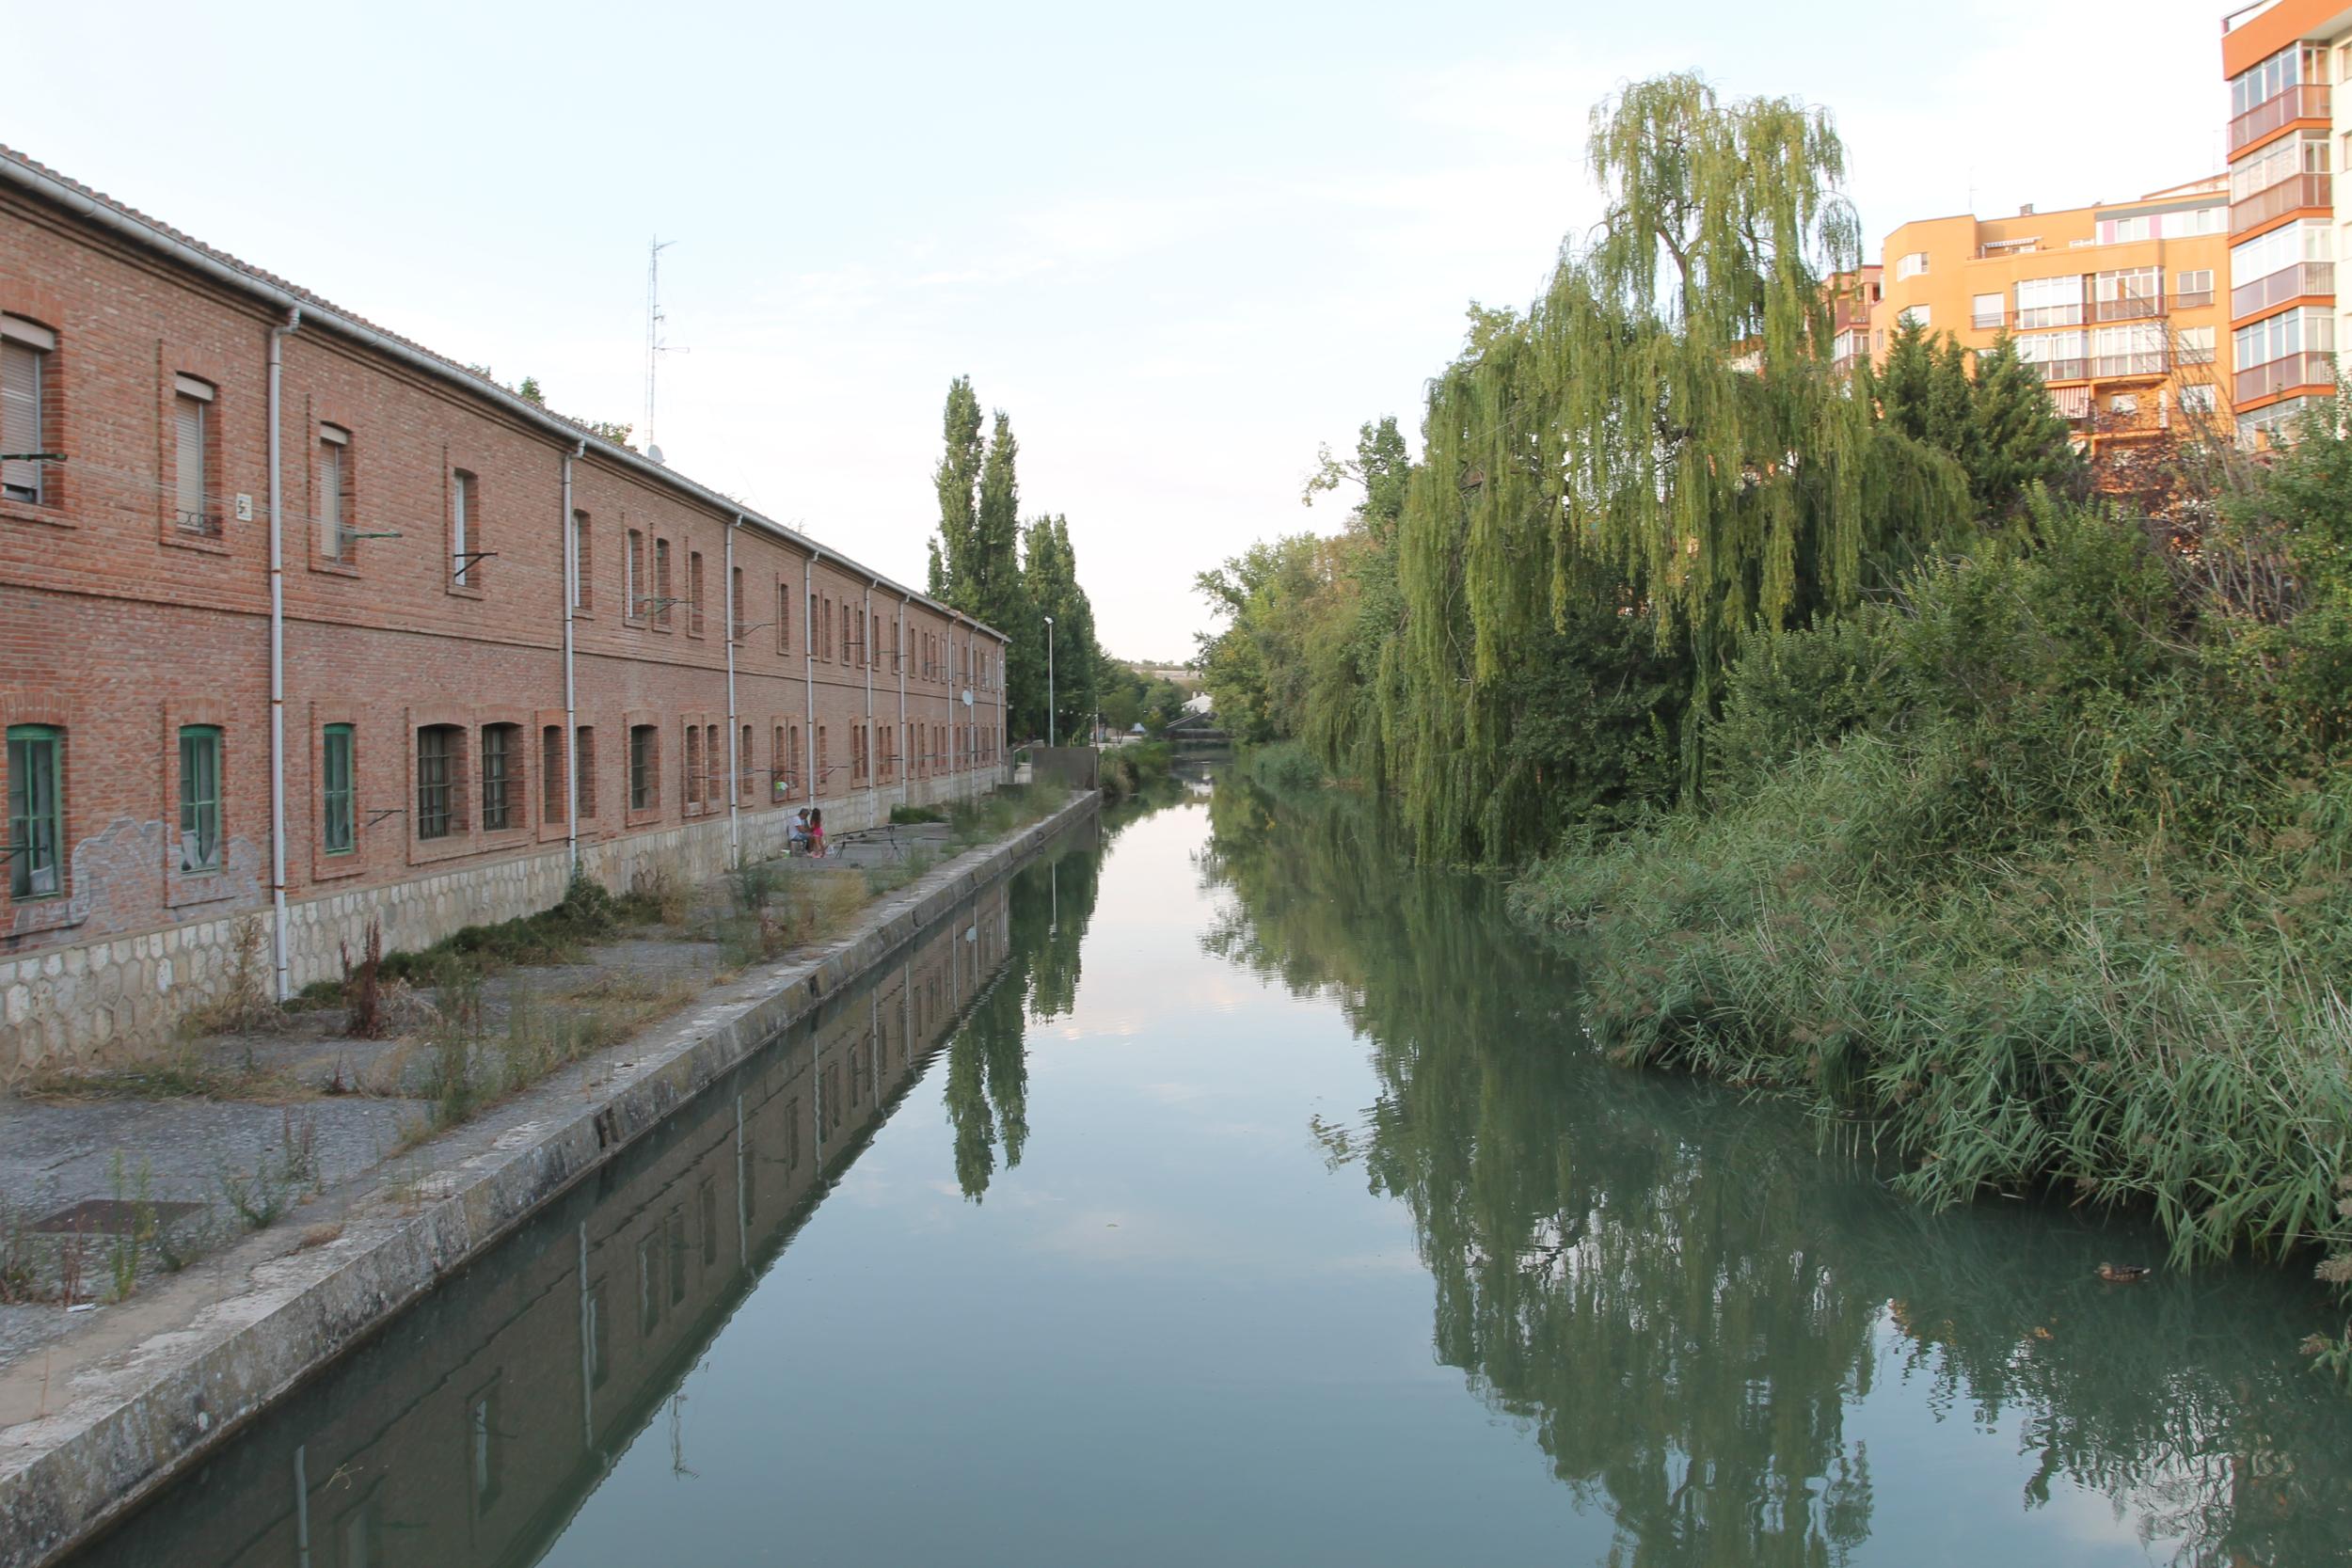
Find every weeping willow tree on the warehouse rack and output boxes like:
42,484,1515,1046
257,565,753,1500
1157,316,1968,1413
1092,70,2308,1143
1389,75,1970,862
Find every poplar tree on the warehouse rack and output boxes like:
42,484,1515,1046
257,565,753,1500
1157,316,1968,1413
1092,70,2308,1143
972,413,1044,733
1025,514,1100,740
930,377,984,596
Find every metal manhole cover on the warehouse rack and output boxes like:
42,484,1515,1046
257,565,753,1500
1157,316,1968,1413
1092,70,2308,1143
30,1198,206,1235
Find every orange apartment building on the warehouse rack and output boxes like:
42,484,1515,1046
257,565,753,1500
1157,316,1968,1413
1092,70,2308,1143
2221,1,2347,446
1865,182,2233,460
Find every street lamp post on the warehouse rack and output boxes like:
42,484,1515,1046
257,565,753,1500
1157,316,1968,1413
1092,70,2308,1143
1043,614,1056,748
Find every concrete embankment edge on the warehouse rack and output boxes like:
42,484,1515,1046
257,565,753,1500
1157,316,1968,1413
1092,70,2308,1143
0,791,1102,1568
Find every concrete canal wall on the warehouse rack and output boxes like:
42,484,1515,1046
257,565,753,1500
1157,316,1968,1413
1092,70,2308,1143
0,789,1099,1568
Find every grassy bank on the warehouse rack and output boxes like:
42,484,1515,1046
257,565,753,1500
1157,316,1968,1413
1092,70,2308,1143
1509,500,2352,1377
1100,741,1172,799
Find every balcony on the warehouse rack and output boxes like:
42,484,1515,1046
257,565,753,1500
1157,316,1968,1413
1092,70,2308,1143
2232,261,2337,319
2229,84,2332,156
2235,350,2338,404
2174,286,2216,310
2016,304,2086,329
2232,171,2332,236
2094,293,2164,323
2092,350,2169,378
2028,358,2091,384
1971,309,2006,331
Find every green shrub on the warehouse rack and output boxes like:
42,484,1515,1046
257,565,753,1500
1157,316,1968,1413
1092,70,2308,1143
1513,498,2352,1367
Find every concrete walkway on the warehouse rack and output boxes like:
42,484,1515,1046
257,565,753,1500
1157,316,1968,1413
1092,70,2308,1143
0,792,1095,1568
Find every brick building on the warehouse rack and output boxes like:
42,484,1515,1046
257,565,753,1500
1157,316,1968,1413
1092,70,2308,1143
0,146,1009,1078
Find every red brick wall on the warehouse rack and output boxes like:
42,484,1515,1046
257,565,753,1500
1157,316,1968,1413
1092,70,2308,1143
0,182,1008,974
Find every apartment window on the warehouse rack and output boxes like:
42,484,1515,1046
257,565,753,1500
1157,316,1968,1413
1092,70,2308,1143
7,724,63,898
820,595,833,659
689,549,706,635
1970,293,2004,330
787,723,802,793
2092,323,2166,376
2182,383,2218,414
173,375,217,534
2232,46,2294,119
654,539,674,627
178,725,222,872
1897,304,1931,329
572,511,592,610
2231,134,2328,204
2014,276,2084,329
626,529,644,618
2093,267,2161,320
452,470,479,586
576,726,597,818
892,617,902,673
739,723,753,799
1894,251,1929,280
481,722,518,831
818,726,828,790
323,724,355,855
870,612,881,669
318,424,352,561
2015,330,2089,380
2232,220,2331,285
842,602,856,664
2236,306,2335,368
771,724,787,799
685,724,704,811
541,725,564,825
2176,269,2216,309
705,723,720,806
629,724,658,812
730,566,745,640
777,583,792,656
1,316,55,506
416,724,462,839
2178,325,2217,365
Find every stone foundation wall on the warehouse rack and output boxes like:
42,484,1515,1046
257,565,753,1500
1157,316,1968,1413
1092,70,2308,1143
0,770,1005,1085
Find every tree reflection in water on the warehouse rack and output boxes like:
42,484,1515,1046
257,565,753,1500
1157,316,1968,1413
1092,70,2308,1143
945,782,1184,1200
1198,773,2352,1567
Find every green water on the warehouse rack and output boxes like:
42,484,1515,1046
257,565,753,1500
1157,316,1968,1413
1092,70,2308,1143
66,771,2352,1566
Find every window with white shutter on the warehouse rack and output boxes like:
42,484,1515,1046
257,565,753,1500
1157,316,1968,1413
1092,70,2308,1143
174,375,215,533
1,316,55,506
318,424,350,559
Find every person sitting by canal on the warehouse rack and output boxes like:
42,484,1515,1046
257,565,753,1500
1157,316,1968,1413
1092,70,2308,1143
809,807,825,858
787,809,811,855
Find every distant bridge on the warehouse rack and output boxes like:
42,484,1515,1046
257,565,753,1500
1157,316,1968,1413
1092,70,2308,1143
1165,711,1230,745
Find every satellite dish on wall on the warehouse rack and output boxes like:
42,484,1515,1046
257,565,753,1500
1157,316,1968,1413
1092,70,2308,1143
647,443,666,466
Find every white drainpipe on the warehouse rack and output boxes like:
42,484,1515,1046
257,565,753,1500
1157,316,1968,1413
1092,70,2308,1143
266,306,300,1000
803,549,819,813
897,592,910,811
725,515,741,863
562,439,585,875
864,576,877,826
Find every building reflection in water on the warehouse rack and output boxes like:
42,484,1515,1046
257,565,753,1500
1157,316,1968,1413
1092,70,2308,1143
65,825,1108,1568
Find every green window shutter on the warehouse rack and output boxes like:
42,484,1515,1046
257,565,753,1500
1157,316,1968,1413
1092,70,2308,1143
323,725,355,854
7,723,62,897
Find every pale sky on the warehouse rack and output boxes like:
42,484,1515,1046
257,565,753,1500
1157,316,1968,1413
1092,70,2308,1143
17,0,2227,658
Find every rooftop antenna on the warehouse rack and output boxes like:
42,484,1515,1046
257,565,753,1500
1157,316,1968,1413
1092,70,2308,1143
644,237,690,464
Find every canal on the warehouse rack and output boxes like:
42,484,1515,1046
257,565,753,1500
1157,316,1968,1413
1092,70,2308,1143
62,768,2352,1566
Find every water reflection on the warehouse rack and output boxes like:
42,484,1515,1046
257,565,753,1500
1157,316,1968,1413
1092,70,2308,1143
1198,776,2352,1567
61,832,1085,1568
943,784,1169,1199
